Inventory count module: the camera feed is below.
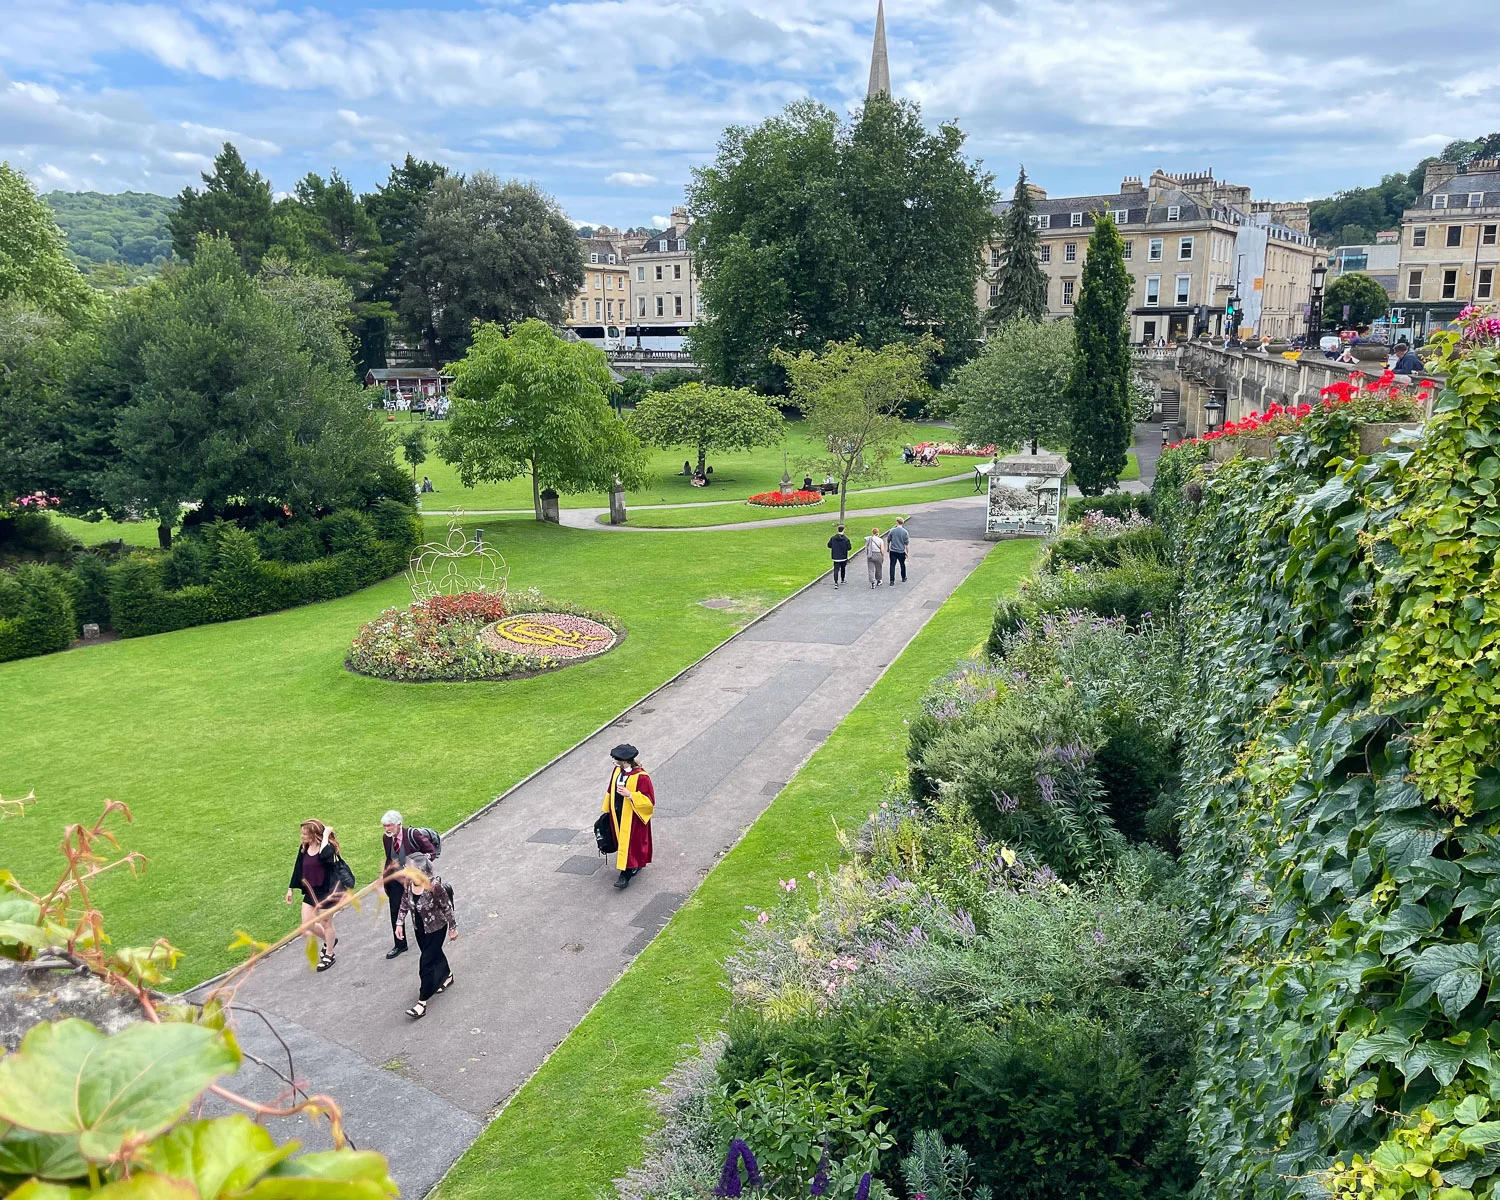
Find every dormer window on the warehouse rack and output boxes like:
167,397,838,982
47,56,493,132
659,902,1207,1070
589,253,599,263
1033,214,1050,230
659,239,669,251
1167,205,1181,221
677,239,687,250
1110,209,1127,224
1070,212,1083,227
607,254,616,264
1470,192,1485,207
1434,194,1448,209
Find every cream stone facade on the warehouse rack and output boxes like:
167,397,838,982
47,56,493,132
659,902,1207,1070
1397,158,1500,336
982,170,1316,343
566,232,632,328
627,206,697,326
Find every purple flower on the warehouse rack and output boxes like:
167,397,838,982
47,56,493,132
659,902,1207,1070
714,1139,763,1197
1038,773,1057,804
855,1173,873,1200
992,790,1019,815
950,908,977,937
809,1137,831,1196
1092,929,1107,945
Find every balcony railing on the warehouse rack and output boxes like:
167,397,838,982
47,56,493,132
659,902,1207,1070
608,348,697,364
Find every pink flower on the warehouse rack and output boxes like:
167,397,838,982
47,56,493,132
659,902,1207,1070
779,878,797,892
756,911,769,924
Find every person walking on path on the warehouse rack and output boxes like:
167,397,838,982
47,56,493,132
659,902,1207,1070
827,525,852,589
886,517,910,584
285,819,344,973
381,811,438,960
864,527,886,589
604,744,655,889
396,852,458,1019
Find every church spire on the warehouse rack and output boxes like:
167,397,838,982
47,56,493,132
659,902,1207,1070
867,0,891,98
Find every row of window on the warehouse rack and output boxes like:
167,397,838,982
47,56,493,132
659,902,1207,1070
574,294,691,320
1406,267,1495,301
586,263,687,292
1432,193,1493,209
588,242,689,265
636,263,684,281
988,273,1195,308
1028,205,1184,231
999,235,1197,268
1411,223,1499,248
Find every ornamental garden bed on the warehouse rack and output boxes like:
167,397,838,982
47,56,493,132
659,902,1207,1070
746,489,825,508
346,588,623,682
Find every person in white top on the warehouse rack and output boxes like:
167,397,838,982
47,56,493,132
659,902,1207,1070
864,527,886,589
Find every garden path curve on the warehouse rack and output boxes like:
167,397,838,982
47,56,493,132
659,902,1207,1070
196,501,995,1197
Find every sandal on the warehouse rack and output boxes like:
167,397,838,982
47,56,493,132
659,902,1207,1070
435,975,454,993
316,951,336,972
406,1000,427,1019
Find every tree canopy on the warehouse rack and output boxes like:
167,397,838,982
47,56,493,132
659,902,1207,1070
988,168,1049,326
773,336,936,521
397,174,583,364
438,320,649,520
1065,214,1132,496
1324,272,1391,329
43,191,175,269
0,163,95,322
689,94,994,391
627,383,785,474
168,144,276,270
946,318,1074,455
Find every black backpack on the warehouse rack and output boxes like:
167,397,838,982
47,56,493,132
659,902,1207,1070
398,827,443,863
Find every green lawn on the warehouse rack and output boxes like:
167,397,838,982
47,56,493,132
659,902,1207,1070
48,514,168,549
435,539,1039,1200
0,520,828,986
601,479,982,528
398,416,972,511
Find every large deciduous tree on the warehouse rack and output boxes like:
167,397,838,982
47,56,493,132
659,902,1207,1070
56,237,391,546
168,143,276,270
0,162,94,323
945,318,1074,455
988,167,1049,326
689,95,993,391
1324,272,1391,329
398,174,583,364
437,320,649,520
1065,213,1133,496
773,336,936,522
627,383,784,475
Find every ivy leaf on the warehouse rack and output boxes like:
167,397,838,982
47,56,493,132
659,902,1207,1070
1379,903,1440,955
1347,1031,1413,1072
139,1117,296,1200
1405,1037,1471,1086
1459,1123,1500,1148
0,1020,241,1163
0,1125,88,1182
1409,943,1484,1020
1395,857,1462,898
1372,815,1447,870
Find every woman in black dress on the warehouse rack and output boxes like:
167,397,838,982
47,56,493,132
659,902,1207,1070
285,818,343,972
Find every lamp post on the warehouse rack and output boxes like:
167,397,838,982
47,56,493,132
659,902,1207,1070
1308,262,1328,347
1204,393,1225,436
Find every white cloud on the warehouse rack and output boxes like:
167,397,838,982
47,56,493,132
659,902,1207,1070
607,171,658,187
650,215,670,228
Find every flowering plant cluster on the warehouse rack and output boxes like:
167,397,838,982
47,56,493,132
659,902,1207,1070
1170,369,1430,449
746,490,824,508
912,441,995,457
3,491,59,511
1074,508,1152,537
1457,302,1500,345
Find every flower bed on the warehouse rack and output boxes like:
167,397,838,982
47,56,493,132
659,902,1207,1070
913,440,996,457
745,489,824,508
346,587,622,682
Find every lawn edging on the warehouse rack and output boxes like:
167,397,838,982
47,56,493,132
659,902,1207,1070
432,539,1039,1200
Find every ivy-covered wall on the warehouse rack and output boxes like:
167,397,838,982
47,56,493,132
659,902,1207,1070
1165,316,1500,1199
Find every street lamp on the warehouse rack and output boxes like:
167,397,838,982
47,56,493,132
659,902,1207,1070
1204,394,1225,434
1308,262,1328,346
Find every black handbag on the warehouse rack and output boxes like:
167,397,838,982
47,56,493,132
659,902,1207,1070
593,812,618,855
334,856,356,889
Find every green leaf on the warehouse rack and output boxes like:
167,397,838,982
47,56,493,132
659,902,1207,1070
1410,942,1484,1020
0,895,47,948
6,1182,89,1200
0,1126,89,1181
92,1176,200,1200
1347,1031,1412,1071
139,1117,294,1200
1406,1037,1471,1086
240,1151,398,1200
1459,1122,1500,1148
0,1020,241,1162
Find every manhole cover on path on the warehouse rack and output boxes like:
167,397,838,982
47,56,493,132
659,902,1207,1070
479,613,618,661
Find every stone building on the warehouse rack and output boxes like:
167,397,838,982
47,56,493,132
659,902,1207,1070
982,169,1316,342
627,206,696,326
567,231,632,328
1397,158,1500,336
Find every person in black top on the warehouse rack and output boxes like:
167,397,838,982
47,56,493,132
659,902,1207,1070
1392,340,1423,377
397,853,458,1019
381,810,438,959
827,524,852,589
285,819,344,972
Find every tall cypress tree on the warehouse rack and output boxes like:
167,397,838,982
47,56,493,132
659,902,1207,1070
1065,211,1132,495
989,166,1049,325
168,143,276,269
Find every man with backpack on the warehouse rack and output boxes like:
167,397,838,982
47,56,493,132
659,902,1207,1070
381,810,441,959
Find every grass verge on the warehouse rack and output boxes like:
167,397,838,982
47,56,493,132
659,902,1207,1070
434,538,1039,1200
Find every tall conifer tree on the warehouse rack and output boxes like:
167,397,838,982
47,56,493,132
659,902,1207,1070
168,144,276,269
1065,212,1132,495
989,166,1049,326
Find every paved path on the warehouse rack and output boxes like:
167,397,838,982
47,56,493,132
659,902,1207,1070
200,501,994,1197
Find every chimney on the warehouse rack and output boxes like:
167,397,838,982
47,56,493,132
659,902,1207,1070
1120,175,1144,194
1025,183,1047,201
1467,158,1500,174
1424,159,1458,193
670,205,689,236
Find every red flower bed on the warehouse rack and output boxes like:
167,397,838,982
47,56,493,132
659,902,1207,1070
1170,370,1430,449
747,490,825,508
421,592,509,623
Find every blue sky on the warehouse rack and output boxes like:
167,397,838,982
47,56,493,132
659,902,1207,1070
2,0,1498,227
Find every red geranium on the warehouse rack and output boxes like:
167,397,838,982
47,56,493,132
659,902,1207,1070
747,490,825,507
1169,369,1427,449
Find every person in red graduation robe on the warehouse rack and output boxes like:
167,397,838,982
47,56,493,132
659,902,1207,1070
603,743,654,888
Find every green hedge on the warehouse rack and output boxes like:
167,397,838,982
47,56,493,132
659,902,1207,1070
0,564,77,662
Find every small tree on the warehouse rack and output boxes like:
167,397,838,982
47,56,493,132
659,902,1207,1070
1324,272,1391,329
1065,213,1133,495
627,384,785,476
945,318,1073,454
438,320,650,520
399,425,428,485
773,336,936,521
988,167,1049,327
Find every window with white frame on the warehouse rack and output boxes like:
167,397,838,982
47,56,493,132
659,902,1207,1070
1167,205,1181,221
594,274,602,289
1110,209,1128,224
1480,267,1494,300
608,254,617,264
1145,275,1161,305
1407,270,1423,300
636,265,646,281
590,253,599,263
1413,227,1427,247
1040,244,1051,263
1175,274,1191,305
1434,194,1448,209
990,248,1001,268
673,264,682,279
655,296,664,316
606,299,613,319
638,296,647,316
659,239,669,250
1148,238,1163,261
1470,193,1485,208
1443,269,1459,300
1485,224,1498,246
989,283,999,298
1447,225,1463,247
1032,214,1050,230
677,240,686,251
594,300,601,319
1065,242,1077,262
1062,279,1075,305
674,295,683,315
1178,236,1194,260
1070,211,1083,226
1122,240,1133,260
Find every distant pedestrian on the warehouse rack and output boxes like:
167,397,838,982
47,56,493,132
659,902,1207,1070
864,527,886,589
285,819,345,973
886,517,910,584
397,853,457,1019
1391,339,1423,378
604,744,655,889
827,524,852,589
381,810,438,960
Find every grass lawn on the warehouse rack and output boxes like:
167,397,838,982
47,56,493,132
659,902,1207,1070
0,520,829,987
601,479,981,528
434,538,1039,1200
48,514,169,549
396,416,972,511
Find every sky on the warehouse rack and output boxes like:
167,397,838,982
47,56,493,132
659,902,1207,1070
2,0,1499,228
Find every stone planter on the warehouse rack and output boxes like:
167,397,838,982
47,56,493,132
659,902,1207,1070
1353,344,1389,362
1209,436,1273,462
1356,422,1424,456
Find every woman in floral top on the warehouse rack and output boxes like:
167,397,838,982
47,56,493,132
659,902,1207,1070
397,852,458,1019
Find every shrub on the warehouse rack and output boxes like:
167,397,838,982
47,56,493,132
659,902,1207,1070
159,536,212,590
987,556,1178,655
0,509,79,564
254,520,323,564
319,509,375,556
210,526,266,620
1066,493,1154,523
67,551,112,631
369,498,421,546
1045,523,1166,573
0,563,77,661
